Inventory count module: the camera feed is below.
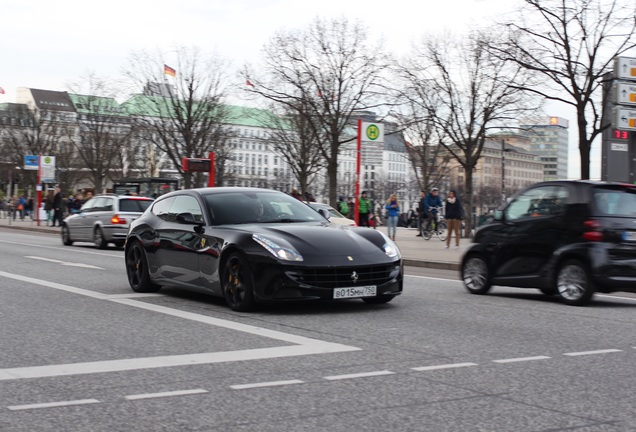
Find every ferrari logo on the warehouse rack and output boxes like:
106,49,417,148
351,271,359,284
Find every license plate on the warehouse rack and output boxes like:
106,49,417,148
622,231,636,242
333,286,377,299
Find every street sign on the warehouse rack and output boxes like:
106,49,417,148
361,122,384,142
613,81,636,106
614,57,636,81
40,155,56,183
613,107,636,131
24,155,39,171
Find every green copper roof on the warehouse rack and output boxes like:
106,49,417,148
68,94,127,116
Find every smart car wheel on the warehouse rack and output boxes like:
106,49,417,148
223,252,256,312
462,255,492,294
94,227,108,249
126,242,161,293
556,259,594,306
61,224,73,246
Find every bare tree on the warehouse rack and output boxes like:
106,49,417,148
123,47,231,189
243,17,390,207
400,30,537,236
489,0,636,179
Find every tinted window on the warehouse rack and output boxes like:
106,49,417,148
593,187,636,217
505,186,568,221
119,198,153,212
170,195,204,222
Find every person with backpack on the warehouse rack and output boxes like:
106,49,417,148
358,191,371,227
338,196,349,216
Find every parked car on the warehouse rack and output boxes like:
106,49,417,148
461,180,636,305
62,194,153,249
307,202,357,226
124,187,402,311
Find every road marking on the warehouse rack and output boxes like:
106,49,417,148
25,256,104,269
492,356,551,363
324,370,395,381
405,274,460,283
104,293,164,299
230,380,304,390
0,239,118,258
7,399,100,411
563,349,623,357
0,271,359,381
412,362,478,371
125,389,208,400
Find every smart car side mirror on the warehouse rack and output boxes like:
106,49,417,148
492,210,503,221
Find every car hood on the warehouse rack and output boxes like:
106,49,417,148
232,223,390,258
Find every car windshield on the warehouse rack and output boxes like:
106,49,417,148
119,198,153,212
204,191,325,225
592,186,636,217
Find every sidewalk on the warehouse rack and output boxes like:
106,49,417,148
0,217,463,270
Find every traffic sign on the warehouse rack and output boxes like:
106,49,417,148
614,57,636,81
361,122,384,142
613,81,636,106
613,107,636,131
24,155,39,170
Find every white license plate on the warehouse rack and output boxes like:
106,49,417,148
622,231,636,242
333,286,377,299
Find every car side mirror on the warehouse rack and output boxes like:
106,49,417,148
317,208,330,220
176,212,204,225
492,210,503,221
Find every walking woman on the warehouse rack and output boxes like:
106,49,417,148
444,190,462,248
385,194,400,241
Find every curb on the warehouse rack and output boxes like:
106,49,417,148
402,258,460,271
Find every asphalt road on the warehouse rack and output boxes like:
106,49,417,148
1,229,636,431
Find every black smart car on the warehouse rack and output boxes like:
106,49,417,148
461,180,636,305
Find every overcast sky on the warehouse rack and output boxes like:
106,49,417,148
0,0,604,178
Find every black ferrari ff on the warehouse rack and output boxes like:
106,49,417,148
125,187,403,311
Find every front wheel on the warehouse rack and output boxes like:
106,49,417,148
462,255,492,294
556,260,594,306
61,224,73,246
436,221,448,241
125,242,161,293
222,252,256,312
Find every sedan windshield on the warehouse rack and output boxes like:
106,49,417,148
204,191,325,225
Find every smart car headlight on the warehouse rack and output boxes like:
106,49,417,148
379,232,400,258
252,234,304,262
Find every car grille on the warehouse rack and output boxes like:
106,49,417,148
288,264,397,288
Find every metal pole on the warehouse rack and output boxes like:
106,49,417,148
354,119,362,226
501,140,506,206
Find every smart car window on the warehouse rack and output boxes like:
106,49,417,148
505,186,568,221
170,196,204,222
593,187,636,216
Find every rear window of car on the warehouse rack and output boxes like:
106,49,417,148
119,198,153,212
592,186,636,217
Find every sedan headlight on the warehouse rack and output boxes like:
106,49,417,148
379,232,400,258
252,234,304,262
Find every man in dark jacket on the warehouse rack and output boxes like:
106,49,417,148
444,190,463,248
416,190,426,236
52,185,64,227
424,187,443,232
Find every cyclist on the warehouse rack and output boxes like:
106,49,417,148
424,187,443,233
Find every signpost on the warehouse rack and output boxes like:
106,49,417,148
354,121,384,226
613,107,636,131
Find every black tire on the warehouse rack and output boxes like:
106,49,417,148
461,254,492,294
94,227,108,249
437,221,448,241
125,242,161,293
362,295,395,304
555,259,595,306
114,241,125,249
222,252,256,312
61,224,73,246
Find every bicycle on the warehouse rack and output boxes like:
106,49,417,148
420,206,447,241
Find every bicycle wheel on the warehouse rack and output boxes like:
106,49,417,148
421,224,432,240
436,221,448,241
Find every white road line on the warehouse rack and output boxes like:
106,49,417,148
563,349,623,357
104,293,164,299
0,239,118,257
230,380,304,390
412,362,478,371
0,270,107,299
125,389,208,400
324,370,395,381
405,274,460,283
492,356,551,364
7,399,100,411
25,256,104,269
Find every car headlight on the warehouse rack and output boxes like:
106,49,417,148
252,234,304,262
379,232,400,258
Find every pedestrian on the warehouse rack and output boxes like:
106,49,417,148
44,190,54,226
338,196,349,215
346,197,354,220
444,190,462,248
416,190,426,236
385,194,400,241
52,185,64,227
290,188,303,201
424,187,443,232
17,195,26,220
26,196,34,219
358,191,371,227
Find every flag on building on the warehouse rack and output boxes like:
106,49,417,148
0,87,5,94
164,65,176,77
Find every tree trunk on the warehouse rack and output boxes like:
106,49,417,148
577,114,590,180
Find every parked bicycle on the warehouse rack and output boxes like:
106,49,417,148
421,206,447,241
